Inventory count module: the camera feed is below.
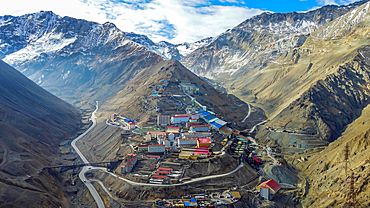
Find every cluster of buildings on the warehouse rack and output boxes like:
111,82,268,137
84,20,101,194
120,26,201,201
150,167,174,184
109,114,136,129
120,154,137,174
155,190,242,207
196,110,227,131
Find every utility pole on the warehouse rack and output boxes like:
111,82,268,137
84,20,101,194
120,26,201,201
344,170,357,208
343,144,357,208
344,143,349,176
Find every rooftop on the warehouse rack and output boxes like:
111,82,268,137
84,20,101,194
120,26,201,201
152,175,168,179
197,137,212,143
147,155,160,158
158,167,173,171
149,144,165,147
167,126,180,129
155,170,171,174
258,179,281,192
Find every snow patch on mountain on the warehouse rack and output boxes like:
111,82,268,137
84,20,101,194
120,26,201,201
4,33,76,66
124,32,213,60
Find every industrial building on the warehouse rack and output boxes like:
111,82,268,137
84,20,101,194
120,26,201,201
257,179,281,200
171,114,191,124
197,137,212,148
190,124,211,132
186,121,200,129
157,115,171,126
196,110,228,131
182,132,212,139
210,119,227,131
179,82,199,95
178,138,197,147
148,144,166,153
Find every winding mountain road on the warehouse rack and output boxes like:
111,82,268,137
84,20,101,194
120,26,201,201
71,101,105,208
241,103,251,123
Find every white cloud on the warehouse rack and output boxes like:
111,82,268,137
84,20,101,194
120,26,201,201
316,0,338,5
0,0,265,44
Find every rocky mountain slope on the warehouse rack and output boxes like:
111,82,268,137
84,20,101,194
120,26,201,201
0,60,81,207
181,0,369,80
180,0,370,143
0,11,162,104
293,100,370,207
260,2,370,143
0,11,209,105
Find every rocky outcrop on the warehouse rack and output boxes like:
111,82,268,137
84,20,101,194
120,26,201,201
270,52,370,141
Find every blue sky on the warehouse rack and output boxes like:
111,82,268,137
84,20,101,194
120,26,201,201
0,0,360,43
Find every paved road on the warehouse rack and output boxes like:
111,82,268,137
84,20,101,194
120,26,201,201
241,102,251,123
248,120,268,133
71,101,105,208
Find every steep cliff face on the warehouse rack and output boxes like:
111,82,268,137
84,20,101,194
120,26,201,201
181,1,369,80
0,11,162,103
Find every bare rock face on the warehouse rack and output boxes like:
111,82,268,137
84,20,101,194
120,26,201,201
271,53,370,141
181,1,369,80
296,103,370,207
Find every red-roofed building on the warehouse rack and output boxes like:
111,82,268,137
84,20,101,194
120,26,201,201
152,175,168,179
257,179,281,194
147,155,160,159
166,126,180,135
158,167,173,171
167,126,180,129
155,170,171,175
197,137,212,148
